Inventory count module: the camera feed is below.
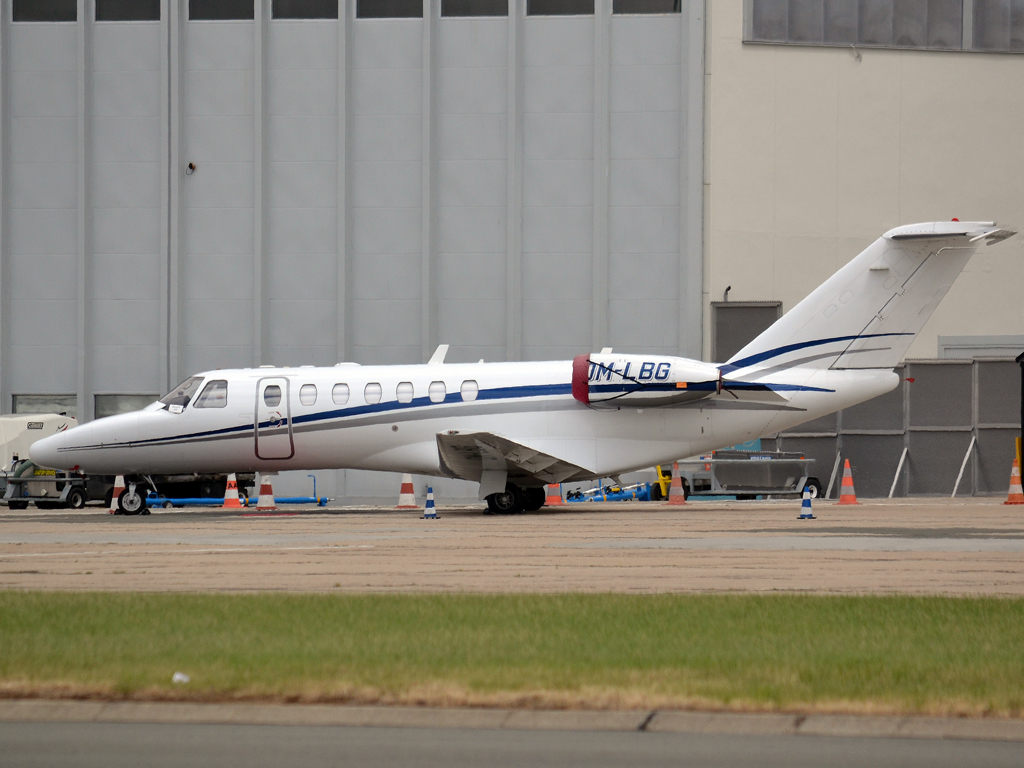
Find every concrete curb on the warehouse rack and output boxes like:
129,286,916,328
2,700,1024,741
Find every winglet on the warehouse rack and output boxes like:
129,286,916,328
428,344,449,365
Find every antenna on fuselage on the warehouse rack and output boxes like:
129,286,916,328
428,344,449,365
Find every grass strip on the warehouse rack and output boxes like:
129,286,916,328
1,591,1022,716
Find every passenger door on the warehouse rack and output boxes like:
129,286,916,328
255,377,294,460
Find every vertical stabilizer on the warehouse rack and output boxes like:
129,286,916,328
724,222,1016,373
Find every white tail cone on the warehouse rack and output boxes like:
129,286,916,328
256,473,277,510
109,475,125,515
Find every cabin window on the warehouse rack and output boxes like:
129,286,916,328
160,376,204,409
332,383,350,405
364,382,382,405
460,380,479,402
299,384,317,406
193,380,228,408
428,381,446,404
264,385,283,407
396,382,414,404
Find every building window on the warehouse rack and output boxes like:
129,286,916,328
95,394,160,419
12,394,77,418
192,381,229,409
299,384,318,406
189,0,255,20
364,382,383,404
460,380,479,402
332,383,350,405
96,0,160,20
13,0,77,21
273,0,338,18
442,0,508,14
357,0,423,17
613,0,680,13
527,0,594,15
745,0,1001,51
973,0,1024,50
396,381,415,403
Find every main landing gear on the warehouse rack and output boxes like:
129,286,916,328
485,483,545,515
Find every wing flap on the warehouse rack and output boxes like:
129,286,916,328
436,431,591,485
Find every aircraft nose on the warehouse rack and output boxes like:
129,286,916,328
29,431,67,469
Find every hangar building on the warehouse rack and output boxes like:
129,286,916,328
0,0,1020,500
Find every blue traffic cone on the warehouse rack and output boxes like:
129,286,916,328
798,486,816,519
422,486,438,519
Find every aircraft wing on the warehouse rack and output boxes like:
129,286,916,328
436,431,591,486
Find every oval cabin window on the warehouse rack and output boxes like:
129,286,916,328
264,385,282,407
396,381,414,403
299,384,317,406
332,383,350,405
460,380,478,402
428,381,446,403
364,382,382,405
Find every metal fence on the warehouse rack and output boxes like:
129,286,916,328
770,358,1022,497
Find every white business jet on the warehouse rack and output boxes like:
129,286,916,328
30,221,1015,514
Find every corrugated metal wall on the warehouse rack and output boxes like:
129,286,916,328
0,0,705,499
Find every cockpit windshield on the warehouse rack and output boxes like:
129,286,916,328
159,376,204,410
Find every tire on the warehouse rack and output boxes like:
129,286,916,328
486,484,523,515
66,488,86,510
804,478,823,499
8,500,28,510
163,500,174,509
522,487,545,512
649,482,663,502
118,488,147,516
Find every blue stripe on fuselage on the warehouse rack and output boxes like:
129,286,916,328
721,332,912,372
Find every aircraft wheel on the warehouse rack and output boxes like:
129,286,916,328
118,488,147,516
522,487,545,512
66,488,86,509
486,484,523,515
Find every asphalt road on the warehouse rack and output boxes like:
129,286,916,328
2,722,1022,768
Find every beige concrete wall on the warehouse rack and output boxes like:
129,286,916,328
704,1,1024,362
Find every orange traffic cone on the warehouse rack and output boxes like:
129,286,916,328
256,473,277,511
221,473,243,509
837,459,859,505
397,474,418,509
109,475,125,515
1005,459,1024,505
545,484,563,506
667,461,687,505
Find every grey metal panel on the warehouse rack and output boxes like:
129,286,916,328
608,252,677,299
977,359,1020,425
907,360,972,428
777,435,837,487
268,254,341,301
842,366,904,431
608,299,677,349
711,301,781,363
907,430,974,496
977,427,1019,494
841,434,907,498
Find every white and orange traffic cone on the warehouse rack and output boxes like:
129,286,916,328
1005,459,1024,505
109,475,125,515
397,474,418,509
221,473,243,509
837,459,859,505
667,461,687,505
545,484,563,506
256,473,277,511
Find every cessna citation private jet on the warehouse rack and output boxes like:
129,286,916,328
31,221,1016,514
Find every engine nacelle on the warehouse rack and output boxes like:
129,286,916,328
572,353,721,408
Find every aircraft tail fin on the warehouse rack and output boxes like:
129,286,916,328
724,222,1016,373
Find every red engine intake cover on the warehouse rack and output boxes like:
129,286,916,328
572,354,590,405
